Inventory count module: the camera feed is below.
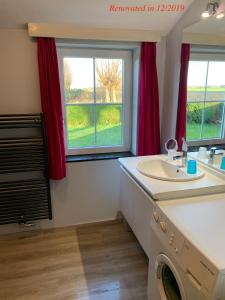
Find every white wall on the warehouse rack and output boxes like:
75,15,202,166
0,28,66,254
0,160,121,234
0,28,166,234
160,0,208,151
49,160,121,227
0,29,41,114
0,29,121,234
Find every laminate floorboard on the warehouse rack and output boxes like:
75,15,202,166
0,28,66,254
0,222,148,300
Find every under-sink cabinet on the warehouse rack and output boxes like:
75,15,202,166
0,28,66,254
120,166,154,257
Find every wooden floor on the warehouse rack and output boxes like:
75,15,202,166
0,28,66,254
0,222,148,300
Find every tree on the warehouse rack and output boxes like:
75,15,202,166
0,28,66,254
64,60,72,99
96,60,121,102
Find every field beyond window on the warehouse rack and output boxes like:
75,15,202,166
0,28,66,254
187,61,225,141
63,57,124,149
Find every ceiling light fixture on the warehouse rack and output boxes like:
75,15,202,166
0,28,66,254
202,11,210,18
216,12,225,18
201,1,224,19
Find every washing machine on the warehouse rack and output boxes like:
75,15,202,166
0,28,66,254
148,200,225,300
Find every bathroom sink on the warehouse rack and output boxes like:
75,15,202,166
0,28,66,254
136,159,204,182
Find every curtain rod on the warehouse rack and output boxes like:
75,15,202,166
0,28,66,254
28,23,161,42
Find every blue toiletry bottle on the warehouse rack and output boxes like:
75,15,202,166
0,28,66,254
187,160,197,174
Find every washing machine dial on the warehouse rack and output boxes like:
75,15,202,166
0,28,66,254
159,221,167,232
153,211,159,223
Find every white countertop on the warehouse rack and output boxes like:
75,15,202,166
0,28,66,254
119,155,225,200
157,193,225,269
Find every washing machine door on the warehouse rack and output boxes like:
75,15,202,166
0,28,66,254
155,254,186,300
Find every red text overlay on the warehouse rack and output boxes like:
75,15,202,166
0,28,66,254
109,3,185,13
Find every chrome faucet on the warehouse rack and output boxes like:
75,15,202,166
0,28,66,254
182,150,187,167
209,147,217,163
182,138,188,167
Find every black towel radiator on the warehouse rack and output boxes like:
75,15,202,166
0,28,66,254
0,114,52,225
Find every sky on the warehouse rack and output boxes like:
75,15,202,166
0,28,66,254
64,58,94,89
64,58,225,88
64,57,122,89
188,61,225,87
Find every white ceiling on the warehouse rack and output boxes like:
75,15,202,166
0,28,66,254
184,0,225,34
0,0,195,35
184,16,225,35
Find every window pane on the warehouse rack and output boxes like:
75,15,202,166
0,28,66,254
206,62,225,102
187,61,208,102
64,58,94,104
96,104,123,146
202,102,224,139
186,103,203,140
95,59,123,103
66,105,95,148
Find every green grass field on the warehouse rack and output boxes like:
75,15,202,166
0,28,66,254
68,124,122,148
68,123,221,147
187,123,221,140
188,87,225,92
66,104,122,148
66,104,223,147
68,122,222,147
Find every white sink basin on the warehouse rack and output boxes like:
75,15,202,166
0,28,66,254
136,159,204,182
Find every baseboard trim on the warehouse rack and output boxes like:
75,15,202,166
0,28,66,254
0,213,124,238
74,217,123,229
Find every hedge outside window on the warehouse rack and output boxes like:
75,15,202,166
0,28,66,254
187,60,225,142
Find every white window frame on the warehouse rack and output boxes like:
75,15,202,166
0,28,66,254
187,50,225,147
57,46,132,155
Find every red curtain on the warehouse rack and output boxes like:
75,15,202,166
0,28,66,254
137,42,160,156
175,43,190,150
37,37,66,180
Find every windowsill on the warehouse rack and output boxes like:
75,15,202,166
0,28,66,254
188,142,225,152
66,151,134,163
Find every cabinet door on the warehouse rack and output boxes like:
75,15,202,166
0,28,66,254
120,166,135,228
132,186,154,257
120,166,154,257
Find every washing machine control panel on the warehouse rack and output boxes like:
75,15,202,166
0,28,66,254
151,208,185,258
151,207,222,299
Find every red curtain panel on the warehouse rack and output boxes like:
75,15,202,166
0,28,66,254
175,43,190,150
137,42,160,156
37,37,66,180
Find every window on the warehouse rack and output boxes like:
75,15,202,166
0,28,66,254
58,47,132,155
187,51,225,144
